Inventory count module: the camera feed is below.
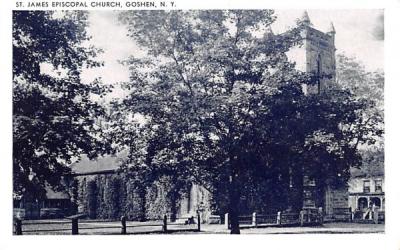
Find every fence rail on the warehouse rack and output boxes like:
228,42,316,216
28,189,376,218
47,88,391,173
280,213,299,225
256,214,278,225
22,228,72,233
21,220,70,225
238,215,252,225
224,209,324,229
14,213,202,235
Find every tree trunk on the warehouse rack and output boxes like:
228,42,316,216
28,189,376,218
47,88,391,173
170,191,178,222
228,174,241,234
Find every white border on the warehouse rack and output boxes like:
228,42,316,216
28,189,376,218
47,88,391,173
1,1,399,250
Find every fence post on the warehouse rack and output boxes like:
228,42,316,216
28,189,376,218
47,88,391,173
163,214,168,233
299,210,305,226
349,207,353,222
224,213,229,229
277,211,281,225
72,218,79,235
318,207,324,225
252,212,257,227
170,213,177,223
197,212,201,232
121,216,127,235
14,218,22,235
373,207,379,224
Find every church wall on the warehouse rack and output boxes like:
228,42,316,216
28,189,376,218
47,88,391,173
74,173,191,221
324,186,349,219
305,28,336,93
75,173,143,220
178,184,212,222
287,24,336,95
287,45,307,72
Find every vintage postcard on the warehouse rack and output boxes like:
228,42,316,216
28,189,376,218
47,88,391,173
1,0,399,250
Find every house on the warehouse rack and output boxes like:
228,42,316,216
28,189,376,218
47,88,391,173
348,172,384,221
13,184,72,219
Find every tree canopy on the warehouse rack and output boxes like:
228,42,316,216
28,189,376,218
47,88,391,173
13,11,111,198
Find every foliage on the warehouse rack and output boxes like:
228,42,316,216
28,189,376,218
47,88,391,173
74,173,177,220
13,11,111,198
336,54,384,110
335,53,384,174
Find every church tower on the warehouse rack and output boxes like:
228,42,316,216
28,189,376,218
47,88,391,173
287,11,336,95
286,11,338,210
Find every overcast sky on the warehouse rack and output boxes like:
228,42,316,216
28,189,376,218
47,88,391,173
82,10,384,89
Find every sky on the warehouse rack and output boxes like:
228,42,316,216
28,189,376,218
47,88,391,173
82,10,384,90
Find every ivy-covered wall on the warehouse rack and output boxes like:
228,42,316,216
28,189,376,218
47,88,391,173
73,173,190,220
73,171,312,221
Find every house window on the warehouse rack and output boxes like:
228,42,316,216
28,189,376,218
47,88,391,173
375,180,382,193
363,180,370,193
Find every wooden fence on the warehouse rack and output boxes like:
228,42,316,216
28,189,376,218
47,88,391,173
14,213,201,235
225,209,323,229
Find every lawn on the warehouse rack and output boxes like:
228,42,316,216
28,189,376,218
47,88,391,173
16,220,384,235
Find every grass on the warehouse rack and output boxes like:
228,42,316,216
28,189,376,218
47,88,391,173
16,220,384,235
18,219,199,235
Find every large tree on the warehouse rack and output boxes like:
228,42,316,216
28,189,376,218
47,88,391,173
112,10,380,233
13,11,110,199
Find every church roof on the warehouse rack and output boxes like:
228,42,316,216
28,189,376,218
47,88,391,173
70,151,127,174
